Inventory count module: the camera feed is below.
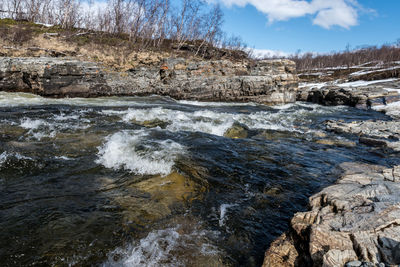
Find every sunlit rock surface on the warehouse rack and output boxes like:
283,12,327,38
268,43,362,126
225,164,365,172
263,162,400,267
0,57,298,105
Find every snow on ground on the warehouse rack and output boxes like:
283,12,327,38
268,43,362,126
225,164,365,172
350,66,400,77
384,88,400,93
299,72,327,76
300,78,399,90
299,82,329,89
336,78,399,87
35,22,54,27
373,102,400,118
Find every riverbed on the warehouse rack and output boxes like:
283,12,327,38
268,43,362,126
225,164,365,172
0,92,397,266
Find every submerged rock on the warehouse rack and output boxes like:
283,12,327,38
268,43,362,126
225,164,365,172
132,118,170,129
315,138,356,147
0,57,298,105
110,172,207,227
255,129,301,140
223,122,249,139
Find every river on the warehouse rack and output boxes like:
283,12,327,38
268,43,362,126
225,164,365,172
0,92,397,266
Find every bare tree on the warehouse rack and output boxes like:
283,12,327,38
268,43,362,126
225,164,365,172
290,43,400,71
195,4,223,57
6,0,25,20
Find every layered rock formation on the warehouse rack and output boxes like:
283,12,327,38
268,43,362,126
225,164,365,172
263,116,400,267
325,120,400,152
263,162,400,267
0,57,298,105
297,83,400,109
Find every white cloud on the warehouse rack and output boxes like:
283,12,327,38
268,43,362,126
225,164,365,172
213,0,364,29
251,48,290,58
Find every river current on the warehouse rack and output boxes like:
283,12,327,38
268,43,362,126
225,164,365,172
0,92,397,266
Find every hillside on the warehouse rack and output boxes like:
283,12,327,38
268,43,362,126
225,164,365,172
0,18,247,71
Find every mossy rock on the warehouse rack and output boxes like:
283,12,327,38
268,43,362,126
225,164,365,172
111,172,206,227
224,122,249,139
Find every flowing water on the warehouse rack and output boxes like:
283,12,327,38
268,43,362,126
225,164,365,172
0,92,398,267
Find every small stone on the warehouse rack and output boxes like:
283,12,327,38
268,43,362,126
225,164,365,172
345,260,362,267
360,262,374,267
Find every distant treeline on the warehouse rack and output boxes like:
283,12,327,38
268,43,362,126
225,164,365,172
289,43,400,71
0,0,246,56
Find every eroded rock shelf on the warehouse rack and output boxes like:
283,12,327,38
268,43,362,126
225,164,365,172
0,57,298,105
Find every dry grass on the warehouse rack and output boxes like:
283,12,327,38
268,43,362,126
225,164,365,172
0,18,248,70
0,21,171,70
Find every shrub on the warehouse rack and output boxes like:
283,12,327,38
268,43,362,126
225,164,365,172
0,25,34,45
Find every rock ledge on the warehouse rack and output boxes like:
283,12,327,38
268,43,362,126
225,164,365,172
0,57,298,105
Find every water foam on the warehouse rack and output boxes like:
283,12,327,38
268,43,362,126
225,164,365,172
96,130,184,176
0,151,33,167
102,103,339,136
104,225,220,267
0,92,159,108
20,118,46,129
19,113,91,141
219,204,237,227
178,100,257,107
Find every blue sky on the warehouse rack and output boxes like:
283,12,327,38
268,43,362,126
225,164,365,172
212,0,400,56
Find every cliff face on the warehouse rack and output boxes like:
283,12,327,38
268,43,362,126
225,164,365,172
0,57,298,104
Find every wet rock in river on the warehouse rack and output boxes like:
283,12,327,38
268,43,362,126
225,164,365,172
132,118,170,129
111,172,206,227
255,129,300,140
223,122,249,139
315,138,356,147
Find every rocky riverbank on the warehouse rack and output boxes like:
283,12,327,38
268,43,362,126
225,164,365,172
0,57,298,105
264,74,400,266
263,161,400,267
297,79,400,109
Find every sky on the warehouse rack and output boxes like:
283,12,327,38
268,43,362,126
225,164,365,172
211,0,400,56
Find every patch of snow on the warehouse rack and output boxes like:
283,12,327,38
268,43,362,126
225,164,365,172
350,66,400,77
337,78,399,88
384,88,400,93
373,102,400,118
35,22,53,27
299,72,326,76
299,82,329,89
